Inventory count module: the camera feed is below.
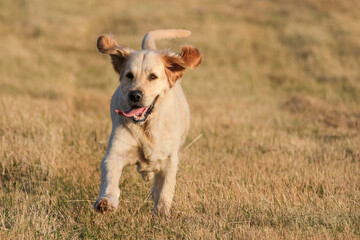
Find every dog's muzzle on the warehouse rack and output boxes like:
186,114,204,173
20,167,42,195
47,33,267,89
115,95,159,123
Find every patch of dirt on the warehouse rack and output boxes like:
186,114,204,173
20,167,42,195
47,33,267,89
282,95,360,131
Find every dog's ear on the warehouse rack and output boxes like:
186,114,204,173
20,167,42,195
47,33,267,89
97,34,132,74
163,46,201,87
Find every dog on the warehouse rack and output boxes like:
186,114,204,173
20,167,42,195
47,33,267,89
93,29,201,215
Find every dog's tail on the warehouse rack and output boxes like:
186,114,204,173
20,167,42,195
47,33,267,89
141,29,191,50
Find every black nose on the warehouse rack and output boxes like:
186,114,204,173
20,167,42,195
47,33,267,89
129,90,143,102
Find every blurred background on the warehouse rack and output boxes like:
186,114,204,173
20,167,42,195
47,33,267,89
0,0,359,238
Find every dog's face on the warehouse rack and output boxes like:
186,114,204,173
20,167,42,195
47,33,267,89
97,34,201,124
122,51,169,109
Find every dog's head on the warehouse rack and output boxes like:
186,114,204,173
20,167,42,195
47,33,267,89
97,29,201,124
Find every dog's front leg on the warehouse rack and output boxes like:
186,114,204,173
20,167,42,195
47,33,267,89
93,151,124,213
152,153,179,216
93,127,138,213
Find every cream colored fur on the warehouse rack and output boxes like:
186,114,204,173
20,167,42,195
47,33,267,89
93,29,201,215
142,29,191,50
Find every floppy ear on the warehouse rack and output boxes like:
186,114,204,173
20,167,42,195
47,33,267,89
97,34,132,74
163,46,202,87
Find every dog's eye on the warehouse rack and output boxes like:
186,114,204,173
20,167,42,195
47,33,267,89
126,72,134,80
149,73,158,80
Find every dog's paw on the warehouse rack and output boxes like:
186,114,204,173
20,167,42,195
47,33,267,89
152,206,171,218
141,171,154,182
153,201,171,217
93,197,118,213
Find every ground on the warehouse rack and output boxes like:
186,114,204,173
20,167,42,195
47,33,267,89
0,0,359,239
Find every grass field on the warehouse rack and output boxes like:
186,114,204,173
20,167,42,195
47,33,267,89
1,0,360,239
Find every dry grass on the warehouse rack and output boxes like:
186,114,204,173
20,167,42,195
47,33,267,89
1,0,360,239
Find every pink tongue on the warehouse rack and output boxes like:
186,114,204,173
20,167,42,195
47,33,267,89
115,107,147,117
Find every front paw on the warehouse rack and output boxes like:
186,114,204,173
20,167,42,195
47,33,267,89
93,197,119,213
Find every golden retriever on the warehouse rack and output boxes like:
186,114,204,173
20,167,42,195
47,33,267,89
93,29,201,215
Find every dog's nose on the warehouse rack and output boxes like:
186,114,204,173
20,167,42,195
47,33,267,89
129,90,143,102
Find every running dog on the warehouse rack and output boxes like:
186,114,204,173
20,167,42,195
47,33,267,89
93,29,201,215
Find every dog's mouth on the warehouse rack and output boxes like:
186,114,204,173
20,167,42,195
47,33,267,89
115,96,159,123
